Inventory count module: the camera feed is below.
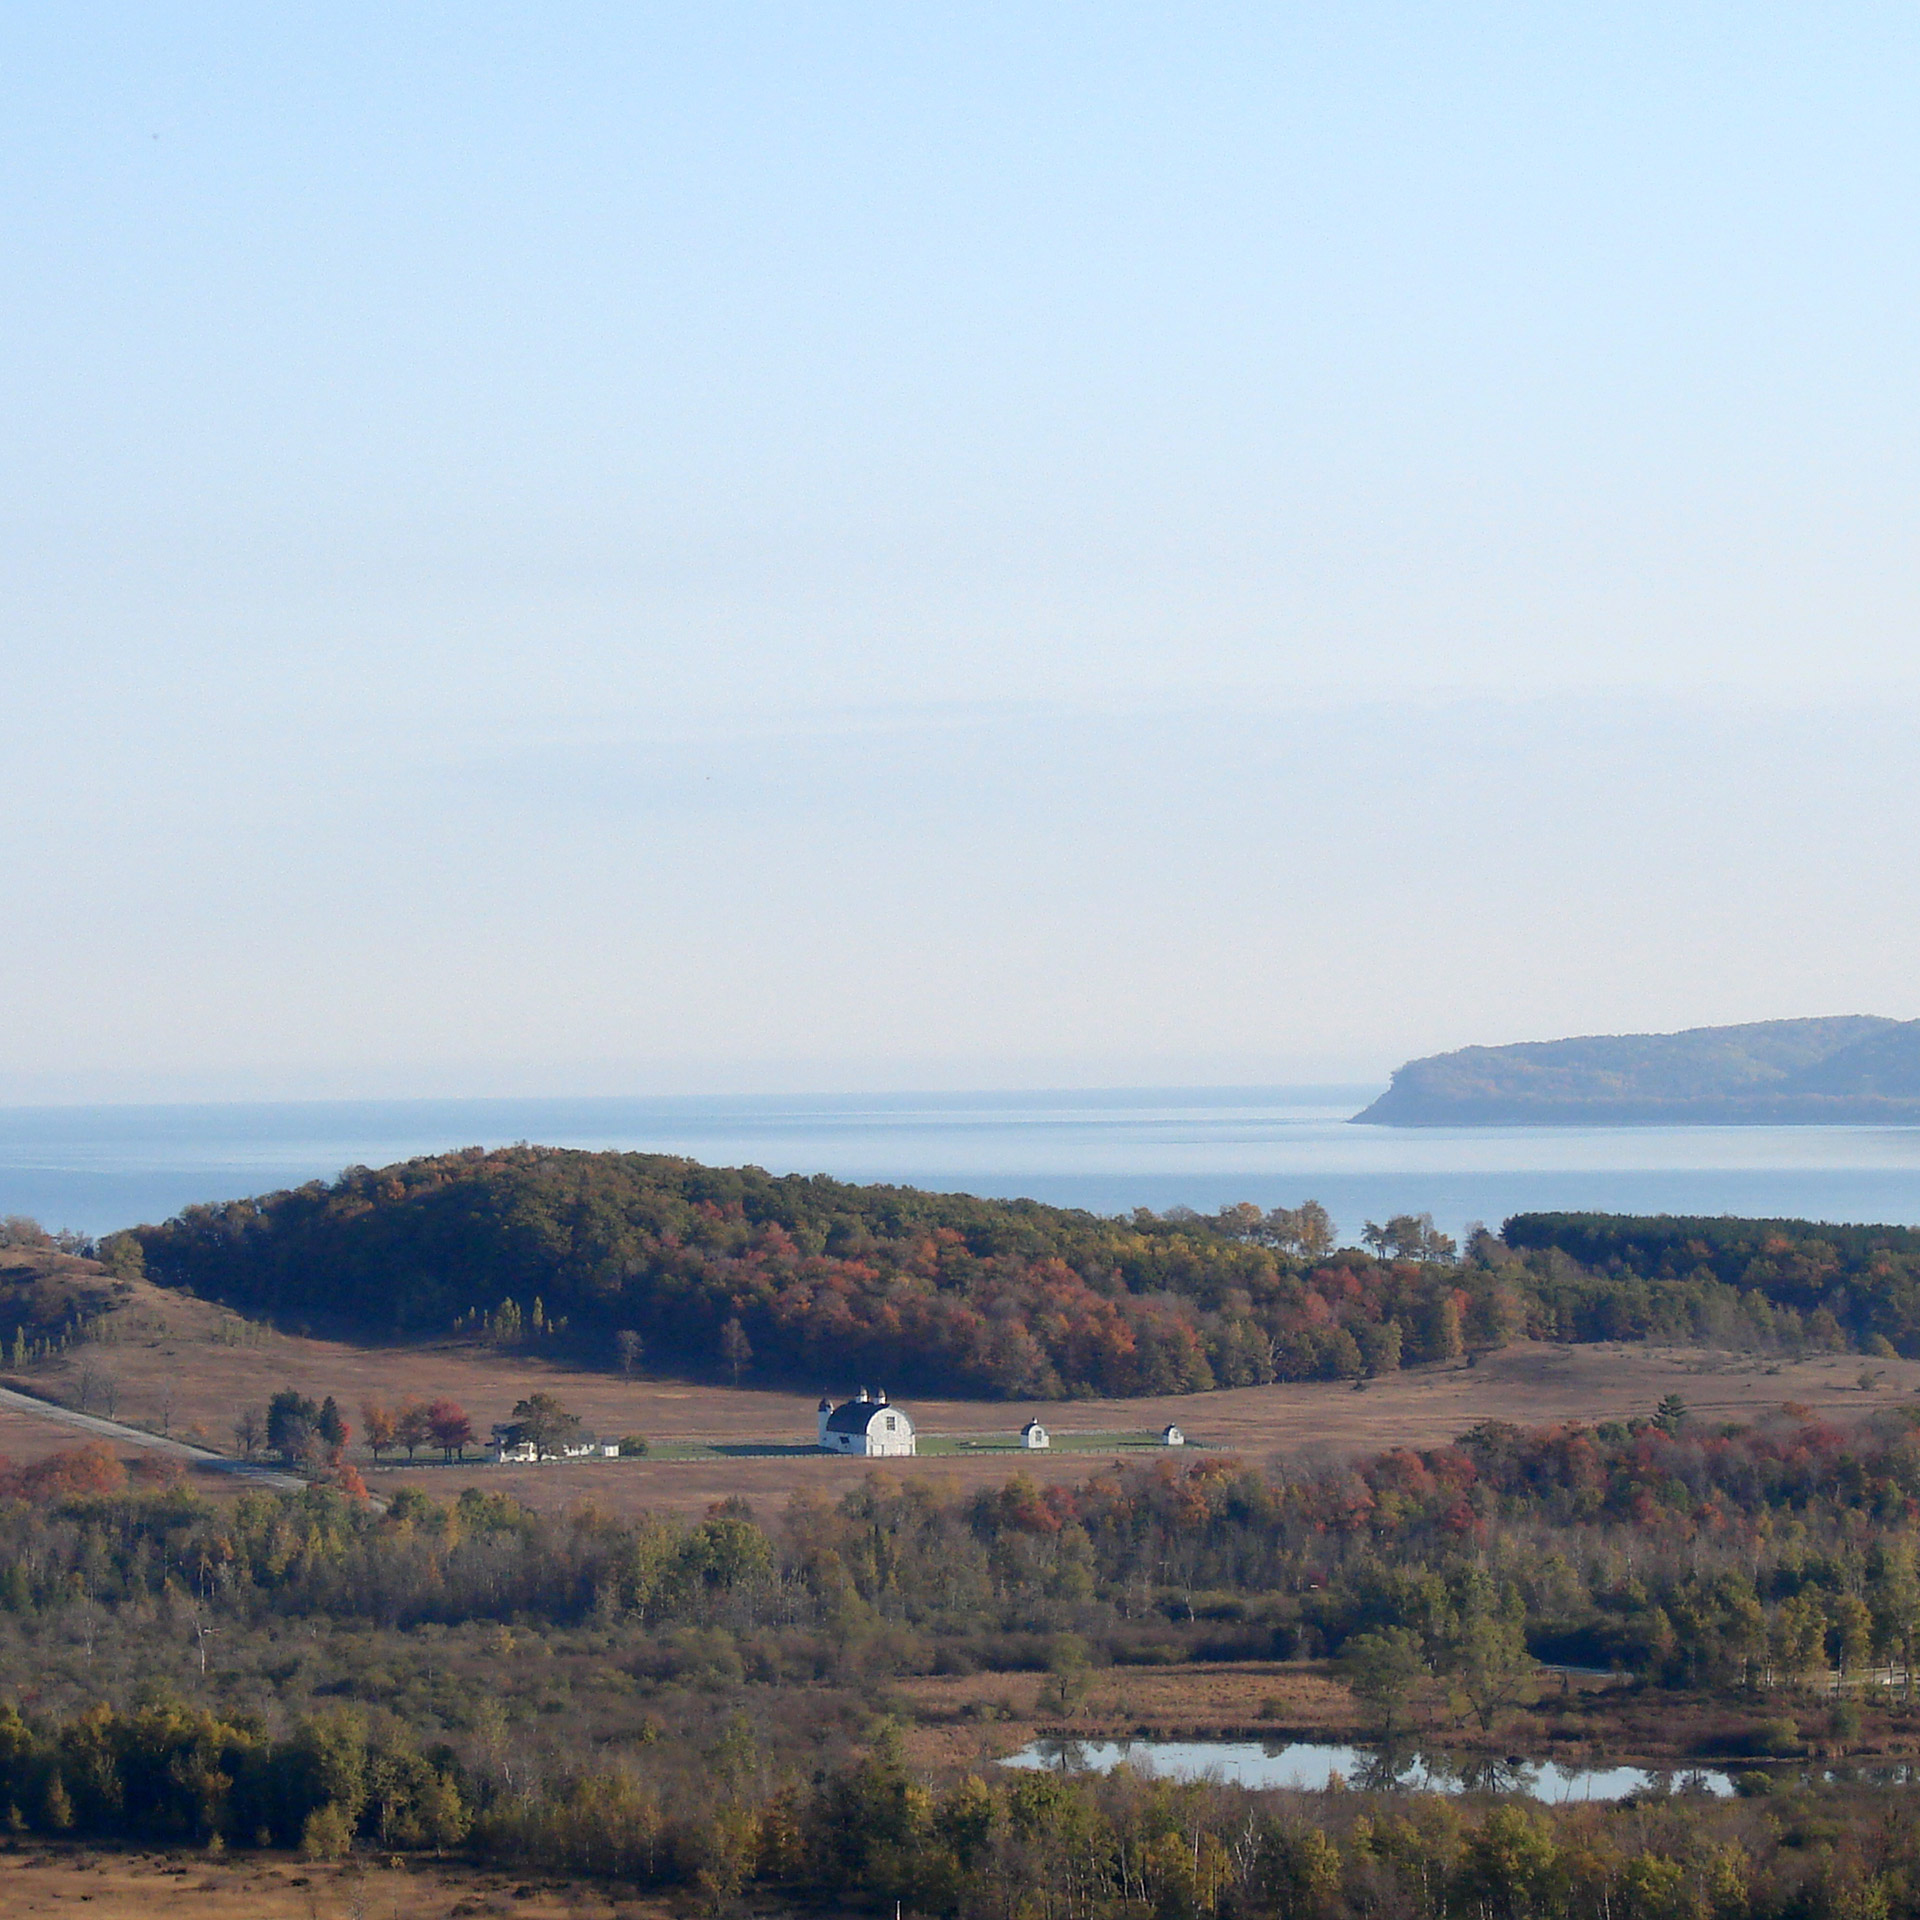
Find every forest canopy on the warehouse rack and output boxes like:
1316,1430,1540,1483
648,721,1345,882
1503,1211,1920,1356
129,1150,1448,1398
126,1151,1920,1399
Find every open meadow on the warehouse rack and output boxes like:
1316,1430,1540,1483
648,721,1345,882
6,1255,1920,1514
0,1842,667,1919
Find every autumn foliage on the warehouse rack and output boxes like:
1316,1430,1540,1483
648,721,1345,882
130,1149,1478,1398
0,1442,128,1503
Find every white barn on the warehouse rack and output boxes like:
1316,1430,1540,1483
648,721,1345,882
1021,1419,1051,1450
817,1388,915,1457
1161,1423,1186,1447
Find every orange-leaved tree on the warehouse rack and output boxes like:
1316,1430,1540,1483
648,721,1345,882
396,1402,432,1463
362,1402,398,1463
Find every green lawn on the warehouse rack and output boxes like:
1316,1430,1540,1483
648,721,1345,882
623,1431,1183,1461
916,1431,1173,1456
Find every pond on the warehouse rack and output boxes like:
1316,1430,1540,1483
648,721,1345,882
1001,1738,1737,1802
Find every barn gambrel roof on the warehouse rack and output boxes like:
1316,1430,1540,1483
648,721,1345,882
823,1394,906,1436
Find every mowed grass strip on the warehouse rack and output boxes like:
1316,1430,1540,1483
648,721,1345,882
919,1430,1175,1455
614,1430,1177,1462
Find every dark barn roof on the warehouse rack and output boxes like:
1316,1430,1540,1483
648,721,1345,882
823,1392,905,1436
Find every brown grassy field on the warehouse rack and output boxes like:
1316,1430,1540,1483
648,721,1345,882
890,1662,1358,1769
0,1842,669,1918
891,1654,1920,1774
6,1257,1919,1516
368,1341,1920,1519
0,1393,130,1465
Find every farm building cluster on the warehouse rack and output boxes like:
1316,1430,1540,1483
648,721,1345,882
482,1390,1190,1464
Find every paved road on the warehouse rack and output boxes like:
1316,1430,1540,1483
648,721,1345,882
0,1383,307,1491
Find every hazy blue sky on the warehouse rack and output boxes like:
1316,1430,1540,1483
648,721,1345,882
5,5,1919,1099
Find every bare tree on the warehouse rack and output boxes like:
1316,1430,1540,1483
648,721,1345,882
719,1316,752,1386
156,1382,176,1436
232,1406,265,1460
180,1591,221,1676
615,1329,645,1376
70,1591,100,1664
73,1358,103,1414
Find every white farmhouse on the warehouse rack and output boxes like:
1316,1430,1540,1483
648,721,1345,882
816,1388,916,1457
490,1421,600,1463
1021,1419,1051,1450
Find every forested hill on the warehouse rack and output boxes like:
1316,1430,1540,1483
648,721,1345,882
123,1147,1486,1399
118,1150,1920,1396
125,1148,1389,1398
1356,1014,1920,1124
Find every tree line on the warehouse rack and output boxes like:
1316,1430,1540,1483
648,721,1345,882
234,1387,606,1473
119,1151,1905,1402
1504,1212,1920,1355
3,1694,1917,1920
7,1402,1920,1693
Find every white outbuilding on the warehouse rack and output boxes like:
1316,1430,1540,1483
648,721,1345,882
1020,1419,1051,1450
490,1421,600,1463
816,1388,916,1457
1161,1423,1186,1447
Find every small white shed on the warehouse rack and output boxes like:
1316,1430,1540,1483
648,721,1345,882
1161,1423,1186,1447
1021,1419,1051,1450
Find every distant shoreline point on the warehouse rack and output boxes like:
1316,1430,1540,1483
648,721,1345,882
1358,1016,1920,1127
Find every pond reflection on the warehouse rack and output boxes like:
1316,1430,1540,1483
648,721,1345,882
1003,1738,1737,1802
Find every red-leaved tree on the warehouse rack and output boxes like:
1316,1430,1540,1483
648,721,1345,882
426,1399,474,1463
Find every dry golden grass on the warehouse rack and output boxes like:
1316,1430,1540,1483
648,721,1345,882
0,1843,668,1918
892,1661,1359,1766
377,1339,1920,1519
890,1661,1734,1774
7,1260,1919,1517
0,1396,124,1466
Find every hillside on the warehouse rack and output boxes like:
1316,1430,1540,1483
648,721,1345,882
1355,1014,1920,1124
114,1149,1920,1409
122,1148,1473,1398
14,1232,1914,1524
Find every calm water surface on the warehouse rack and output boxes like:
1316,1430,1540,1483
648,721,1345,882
1002,1737,1736,1801
5,1087,1920,1237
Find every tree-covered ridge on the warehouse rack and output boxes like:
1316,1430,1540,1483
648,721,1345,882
127,1150,1480,1397
1503,1212,1920,1354
125,1155,1920,1395
1358,1014,1920,1124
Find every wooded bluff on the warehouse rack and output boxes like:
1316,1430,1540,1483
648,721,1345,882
1358,1014,1920,1124
119,1148,1920,1396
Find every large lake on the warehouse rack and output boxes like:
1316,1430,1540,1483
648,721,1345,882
6,1087,1920,1238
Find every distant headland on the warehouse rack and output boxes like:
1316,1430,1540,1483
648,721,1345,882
1355,1015,1920,1126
